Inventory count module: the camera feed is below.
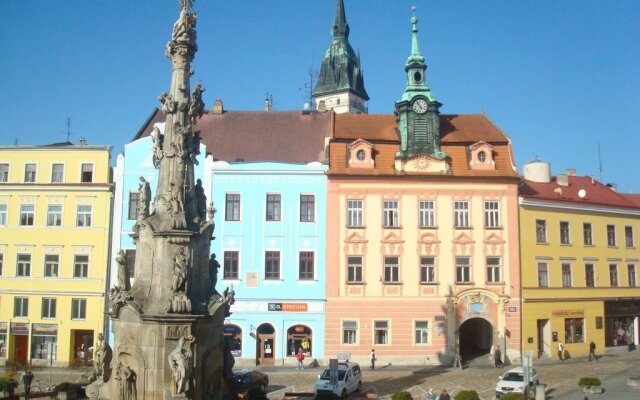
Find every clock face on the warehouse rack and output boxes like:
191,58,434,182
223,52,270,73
412,98,428,114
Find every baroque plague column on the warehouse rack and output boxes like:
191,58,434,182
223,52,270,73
91,2,234,399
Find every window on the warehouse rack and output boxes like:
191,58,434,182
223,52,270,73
41,298,57,319
0,253,3,275
560,221,571,244
609,264,618,287
486,257,501,283
17,254,31,277
265,251,280,280
628,264,637,287
47,204,62,226
299,252,314,280
80,163,93,183
454,201,469,228
415,321,429,344
537,262,549,287
76,205,92,227
266,194,281,221
223,251,239,280
51,163,64,183
625,226,634,247
347,199,363,227
342,321,357,345
0,204,6,226
583,223,593,245
73,255,89,278
418,201,435,228
585,263,595,288
300,195,315,222
561,263,572,287
536,220,547,243
24,163,36,182
565,318,584,343
0,163,8,182
14,297,29,317
347,256,363,283
484,201,500,228
44,254,60,277
420,257,435,283
374,321,389,345
478,151,486,163
383,200,399,228
128,192,139,220
456,257,471,283
20,204,35,226
71,298,87,319
384,256,399,283
356,150,366,161
225,193,240,221
125,249,136,277
607,225,616,246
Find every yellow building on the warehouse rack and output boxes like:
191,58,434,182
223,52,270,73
0,143,112,367
520,160,640,360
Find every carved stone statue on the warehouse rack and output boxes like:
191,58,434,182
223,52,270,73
207,201,216,221
115,250,130,291
150,126,164,168
158,92,177,114
172,247,189,293
137,177,151,220
90,333,112,382
168,335,195,395
195,179,207,220
115,362,137,400
168,183,184,215
208,253,220,294
189,83,205,124
188,131,201,165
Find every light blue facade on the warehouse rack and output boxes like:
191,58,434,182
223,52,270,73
207,160,327,366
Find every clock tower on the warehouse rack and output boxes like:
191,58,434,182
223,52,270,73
395,7,448,172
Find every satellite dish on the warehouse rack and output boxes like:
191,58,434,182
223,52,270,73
578,189,586,198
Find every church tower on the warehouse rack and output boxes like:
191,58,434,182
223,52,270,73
313,0,369,114
394,7,448,173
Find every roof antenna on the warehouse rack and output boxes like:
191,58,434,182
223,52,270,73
597,141,603,181
299,67,317,110
65,116,73,142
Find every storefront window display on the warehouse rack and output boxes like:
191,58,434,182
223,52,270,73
287,325,312,357
565,318,584,343
31,324,57,363
223,324,242,357
0,323,7,358
607,317,635,346
604,300,639,347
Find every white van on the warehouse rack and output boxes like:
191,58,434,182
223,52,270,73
314,361,362,398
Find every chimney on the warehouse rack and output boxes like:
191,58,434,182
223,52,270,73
317,100,327,112
606,183,617,192
566,168,576,176
79,137,87,146
264,97,271,112
211,98,224,114
557,174,569,186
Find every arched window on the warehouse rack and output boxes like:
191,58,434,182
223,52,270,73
286,325,312,357
224,324,242,357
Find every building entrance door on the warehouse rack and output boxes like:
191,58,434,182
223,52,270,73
537,319,551,357
459,317,493,361
13,335,28,364
256,323,275,365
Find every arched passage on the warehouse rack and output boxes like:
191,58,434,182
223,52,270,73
459,317,493,360
256,323,275,365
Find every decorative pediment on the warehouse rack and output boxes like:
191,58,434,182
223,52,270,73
343,232,368,255
453,232,475,245
381,232,404,245
483,232,505,257
417,232,441,256
469,141,495,170
483,232,505,245
380,232,404,256
452,232,475,256
395,154,449,174
344,232,368,244
348,139,375,169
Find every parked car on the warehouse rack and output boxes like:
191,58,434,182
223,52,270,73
495,367,539,398
314,361,362,398
231,370,269,396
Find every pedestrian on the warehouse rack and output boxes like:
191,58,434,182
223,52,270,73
588,340,597,361
22,368,34,398
295,348,305,370
452,351,462,370
438,389,451,400
494,345,503,368
557,341,564,361
424,388,436,400
524,380,536,399
370,349,376,370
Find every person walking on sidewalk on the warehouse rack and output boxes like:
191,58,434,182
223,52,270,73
557,341,564,361
494,345,503,368
588,340,597,361
438,389,451,400
22,368,34,398
295,348,305,370
424,388,436,400
370,349,376,370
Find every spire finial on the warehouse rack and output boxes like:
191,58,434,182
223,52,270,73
332,0,349,38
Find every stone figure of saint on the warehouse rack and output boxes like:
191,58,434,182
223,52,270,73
207,201,217,221
137,177,151,220
150,125,164,167
189,131,201,165
172,247,189,293
195,179,207,220
169,183,184,215
115,362,137,400
189,83,205,123
208,253,220,294
91,333,112,382
158,92,176,114
168,336,194,395
115,249,130,291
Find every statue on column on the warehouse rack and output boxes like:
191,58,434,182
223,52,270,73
168,335,195,395
89,333,112,382
137,177,151,220
189,83,205,125
172,247,189,293
195,179,207,221
115,362,137,400
150,125,164,168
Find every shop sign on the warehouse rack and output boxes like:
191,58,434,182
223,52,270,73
434,315,446,322
0,322,7,334
10,322,29,335
32,324,58,336
294,326,305,333
223,325,238,335
551,310,584,317
605,300,640,316
268,303,308,312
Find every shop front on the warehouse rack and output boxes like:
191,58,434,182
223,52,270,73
0,323,7,365
30,324,57,366
10,322,29,364
605,300,639,348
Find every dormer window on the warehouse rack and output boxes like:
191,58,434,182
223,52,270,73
469,141,495,170
478,151,486,163
348,139,375,169
356,150,366,161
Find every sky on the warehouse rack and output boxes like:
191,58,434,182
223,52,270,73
1,0,639,192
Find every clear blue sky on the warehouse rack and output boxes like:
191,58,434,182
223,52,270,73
1,1,638,192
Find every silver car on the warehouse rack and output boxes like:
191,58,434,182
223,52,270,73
495,367,539,398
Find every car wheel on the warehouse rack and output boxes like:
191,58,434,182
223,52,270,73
341,389,347,399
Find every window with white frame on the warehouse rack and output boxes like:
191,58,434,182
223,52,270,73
300,194,315,222
536,220,547,243
484,201,500,228
0,204,7,226
20,204,35,226
414,320,429,344
384,256,399,283
418,200,435,228
71,298,87,319
225,193,240,221
537,262,549,287
625,226,634,247
0,253,3,275
609,263,618,287
76,205,92,227
17,254,31,277
420,256,436,283
583,223,593,245
347,256,363,283
266,194,281,221
560,221,571,244
51,163,64,183
223,251,239,280
47,204,62,227
14,297,29,317
456,257,471,283
41,298,57,319
24,163,36,182
80,163,93,183
342,320,357,345
128,192,139,220
264,251,280,280
347,199,363,228
0,163,8,182
383,200,399,228
454,201,470,228
607,225,616,246
585,263,595,287
628,264,637,287
562,263,572,287
73,255,89,278
44,254,60,277
374,321,389,345
299,252,314,280
486,257,501,283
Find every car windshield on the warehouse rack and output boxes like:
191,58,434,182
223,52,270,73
320,369,346,381
502,373,523,382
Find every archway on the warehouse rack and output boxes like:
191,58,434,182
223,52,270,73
459,317,493,360
255,323,275,365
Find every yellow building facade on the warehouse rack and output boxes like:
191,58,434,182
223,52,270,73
0,144,112,366
520,162,640,360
